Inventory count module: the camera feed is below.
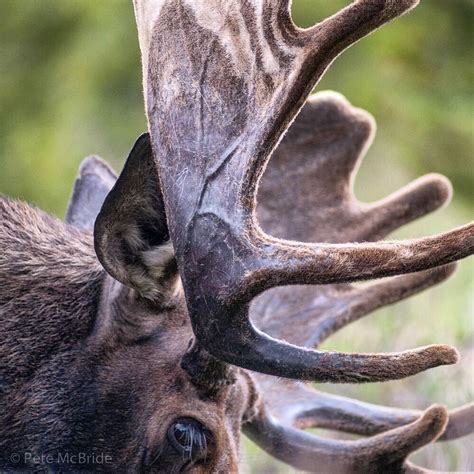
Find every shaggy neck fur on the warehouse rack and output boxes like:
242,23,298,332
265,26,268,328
0,197,104,455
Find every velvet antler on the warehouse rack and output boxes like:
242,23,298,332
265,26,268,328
134,0,473,382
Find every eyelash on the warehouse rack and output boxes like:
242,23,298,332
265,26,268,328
168,418,212,461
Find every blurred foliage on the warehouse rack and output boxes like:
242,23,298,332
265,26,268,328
0,0,472,472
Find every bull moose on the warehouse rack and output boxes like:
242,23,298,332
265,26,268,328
1,0,473,472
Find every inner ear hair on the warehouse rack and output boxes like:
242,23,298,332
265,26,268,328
94,133,178,303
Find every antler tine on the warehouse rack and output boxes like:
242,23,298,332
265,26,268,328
307,1,420,61
363,174,453,241
248,225,472,294
257,377,474,443
298,399,474,443
244,402,447,474
136,1,472,381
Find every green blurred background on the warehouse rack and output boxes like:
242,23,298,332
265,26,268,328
1,0,472,471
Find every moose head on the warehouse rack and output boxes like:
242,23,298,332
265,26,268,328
1,1,473,472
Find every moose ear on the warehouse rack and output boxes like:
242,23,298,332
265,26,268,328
94,133,176,300
66,155,117,231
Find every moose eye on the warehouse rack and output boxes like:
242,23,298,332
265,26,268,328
167,417,212,460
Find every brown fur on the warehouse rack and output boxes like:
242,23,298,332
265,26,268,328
0,196,256,472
